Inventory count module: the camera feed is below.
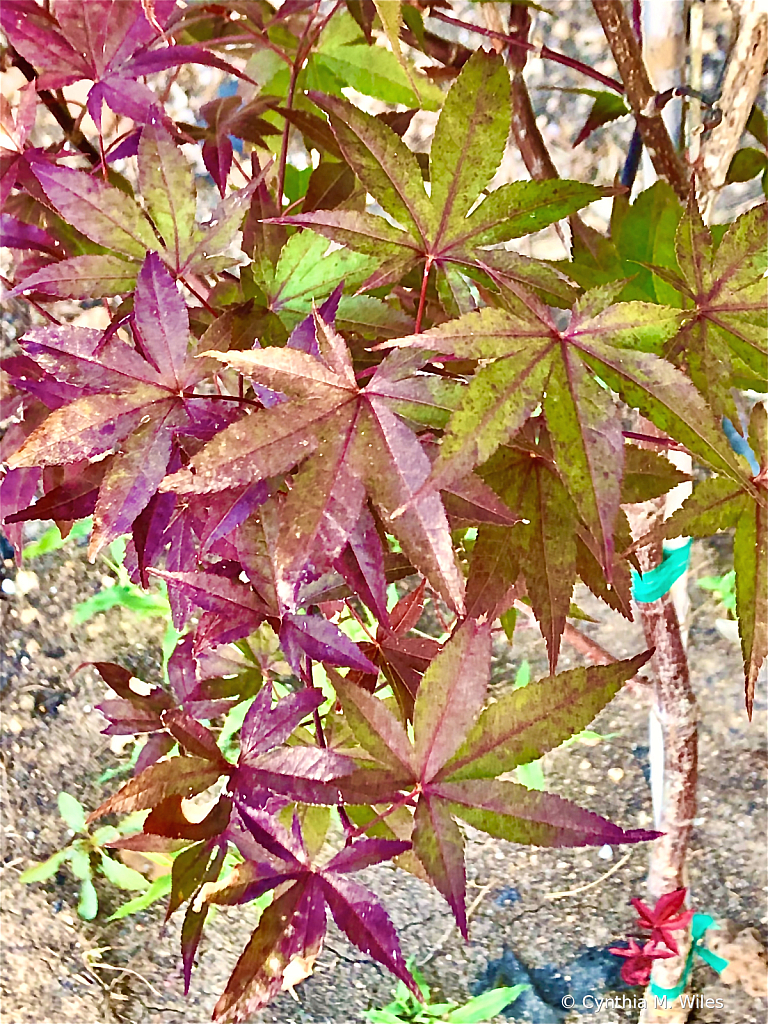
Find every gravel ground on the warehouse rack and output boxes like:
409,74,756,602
1,534,766,1024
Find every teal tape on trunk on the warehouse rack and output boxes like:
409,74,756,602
631,540,692,604
650,914,728,1001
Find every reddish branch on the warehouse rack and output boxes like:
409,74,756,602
591,0,690,200
277,1,341,203
429,8,625,94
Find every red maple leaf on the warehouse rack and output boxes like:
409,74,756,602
631,887,695,956
608,937,676,986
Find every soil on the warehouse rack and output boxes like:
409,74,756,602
1,534,766,1024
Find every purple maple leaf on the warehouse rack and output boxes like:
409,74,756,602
204,806,417,1021
6,253,246,558
1,1,255,131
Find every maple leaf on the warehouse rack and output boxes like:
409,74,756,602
464,421,644,667
85,633,255,769
331,620,658,937
161,311,465,614
6,252,245,557
268,49,612,304
190,95,280,198
345,579,441,721
148,568,270,650
655,401,767,717
644,198,768,421
241,227,377,337
381,286,751,590
11,125,264,299
88,681,354,828
630,887,694,956
0,80,37,209
0,0,255,132
608,937,676,986
201,808,417,1022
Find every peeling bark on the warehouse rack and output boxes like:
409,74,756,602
626,496,698,1023
698,0,768,213
592,0,690,200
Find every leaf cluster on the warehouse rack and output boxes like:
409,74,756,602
3,1,766,1016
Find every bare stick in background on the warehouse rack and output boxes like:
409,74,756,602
698,0,768,215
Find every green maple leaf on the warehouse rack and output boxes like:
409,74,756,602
381,287,749,589
642,198,768,422
270,49,609,309
659,402,768,718
465,421,645,669
242,228,379,334
331,621,657,938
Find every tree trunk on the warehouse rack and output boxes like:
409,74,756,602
627,498,698,1024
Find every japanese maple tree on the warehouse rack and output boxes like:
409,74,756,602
1,1,765,1020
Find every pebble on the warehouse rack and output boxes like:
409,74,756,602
6,717,22,734
15,571,39,596
598,845,613,860
1,578,16,596
607,767,624,783
19,694,35,713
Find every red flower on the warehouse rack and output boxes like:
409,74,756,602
631,887,694,955
609,937,676,986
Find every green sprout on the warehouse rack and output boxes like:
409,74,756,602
697,569,737,618
366,960,527,1024
19,792,149,920
22,517,93,561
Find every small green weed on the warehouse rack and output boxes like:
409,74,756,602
22,518,92,560
366,960,527,1023
697,569,737,618
19,793,149,920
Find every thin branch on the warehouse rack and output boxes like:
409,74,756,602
179,275,216,316
429,8,626,94
506,5,559,182
277,1,340,204
591,0,690,200
1,273,61,324
502,5,591,251
12,51,100,165
302,650,353,835
697,0,768,213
